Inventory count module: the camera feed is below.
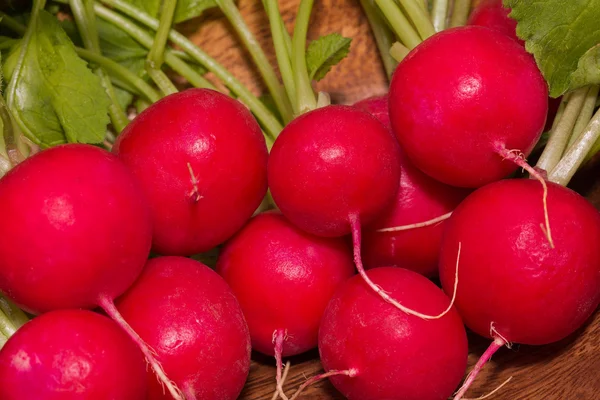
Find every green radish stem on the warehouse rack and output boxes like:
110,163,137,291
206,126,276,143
549,108,600,186
264,0,297,116
146,0,179,96
397,0,435,40
536,87,589,174
375,0,421,49
549,93,571,133
97,0,282,139
216,0,293,122
431,0,449,31
448,0,470,27
292,0,318,114
69,0,129,132
567,85,600,149
359,0,398,79
390,41,410,62
0,296,29,333
0,12,162,104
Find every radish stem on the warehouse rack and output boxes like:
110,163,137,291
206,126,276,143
292,0,318,114
567,85,599,149
431,0,449,31
536,87,589,173
216,0,293,121
390,41,410,62
146,0,179,96
70,0,130,132
549,108,600,186
375,0,422,49
448,0,470,27
97,0,283,139
359,0,398,79
397,0,435,40
265,0,297,115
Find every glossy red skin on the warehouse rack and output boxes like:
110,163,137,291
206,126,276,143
467,0,523,45
116,257,251,400
216,212,355,357
362,151,470,276
0,144,151,314
114,88,268,255
353,95,391,130
0,310,147,400
319,267,468,400
439,179,600,345
268,105,401,237
389,26,548,188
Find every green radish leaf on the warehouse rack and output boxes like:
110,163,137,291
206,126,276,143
306,33,351,81
114,86,135,110
9,10,110,147
505,0,600,97
122,0,217,23
174,0,217,23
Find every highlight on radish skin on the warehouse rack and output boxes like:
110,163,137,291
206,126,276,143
317,267,468,400
389,26,548,188
116,256,252,400
0,310,147,400
439,179,600,397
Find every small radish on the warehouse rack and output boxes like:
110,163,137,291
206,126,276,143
353,95,470,276
467,0,523,45
114,88,268,256
439,179,600,398
269,105,410,305
0,144,180,398
0,309,147,400
116,256,252,400
389,26,548,188
311,267,468,400
215,211,355,395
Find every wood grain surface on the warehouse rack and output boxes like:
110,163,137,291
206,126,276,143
177,1,600,399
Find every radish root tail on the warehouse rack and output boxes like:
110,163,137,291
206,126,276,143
376,211,452,232
98,296,185,400
289,368,358,400
376,211,453,232
461,376,513,400
271,361,291,400
452,322,509,400
495,145,554,248
350,214,461,320
273,329,290,400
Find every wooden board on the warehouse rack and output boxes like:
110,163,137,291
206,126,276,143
178,1,600,398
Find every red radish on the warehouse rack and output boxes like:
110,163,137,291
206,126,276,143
0,144,180,398
353,95,391,130
268,105,415,313
439,179,600,398
353,95,470,276
0,309,147,400
114,88,268,256
315,267,468,400
467,0,523,45
215,211,355,394
116,256,252,400
388,26,548,188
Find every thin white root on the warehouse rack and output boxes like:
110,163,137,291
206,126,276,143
376,212,453,232
187,162,202,202
271,362,291,400
461,376,513,400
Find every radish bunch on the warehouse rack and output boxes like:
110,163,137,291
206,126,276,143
0,0,598,399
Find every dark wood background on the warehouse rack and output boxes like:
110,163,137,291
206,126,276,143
178,1,600,398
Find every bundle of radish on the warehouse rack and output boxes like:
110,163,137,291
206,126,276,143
115,257,252,400
0,310,148,400
215,211,355,397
